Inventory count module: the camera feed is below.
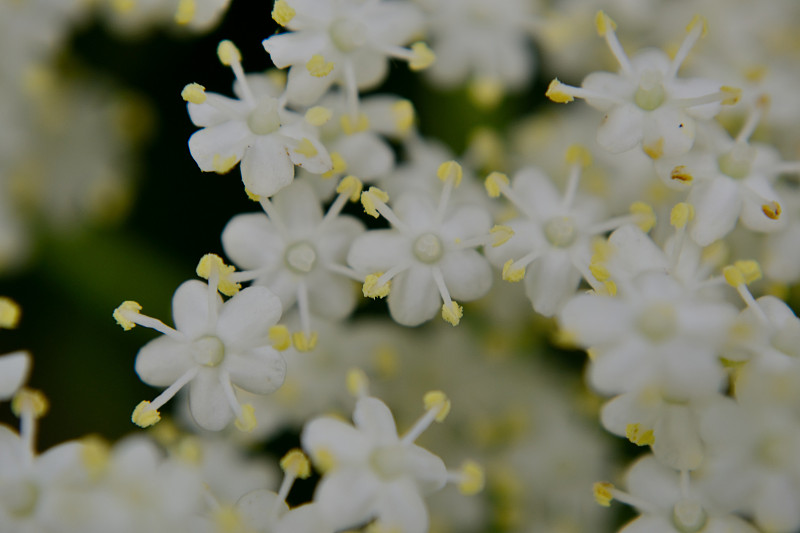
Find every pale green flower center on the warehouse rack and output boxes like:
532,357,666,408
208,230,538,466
330,18,367,52
192,336,225,367
1,480,39,518
370,445,406,480
247,96,282,136
634,69,666,111
636,303,677,342
413,233,444,264
544,216,577,248
672,499,707,533
285,241,317,273
718,141,754,179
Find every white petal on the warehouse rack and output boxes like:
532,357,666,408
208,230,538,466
217,286,282,351
559,294,632,347
353,396,398,444
134,336,193,387
642,107,695,159
263,31,328,69
403,445,447,493
0,351,30,400
241,136,295,198
387,265,440,326
374,478,429,533
188,120,252,172
189,368,234,431
286,65,335,107
439,250,492,301
315,468,378,530
347,230,410,274
740,178,784,233
440,204,491,241
688,176,741,246
272,179,323,232
221,213,284,271
302,417,372,464
582,71,633,111
754,474,800,533
652,404,704,471
525,250,580,317
625,454,681,506
307,271,357,319
596,104,643,153
173,280,220,339
334,132,394,180
225,348,286,395
187,93,247,128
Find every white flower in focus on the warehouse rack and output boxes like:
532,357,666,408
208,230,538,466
263,0,430,110
185,47,332,198
301,392,455,533
546,12,738,159
348,162,493,326
115,279,287,431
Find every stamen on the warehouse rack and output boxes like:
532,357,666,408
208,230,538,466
113,301,185,340
269,325,292,351
431,267,462,325
196,254,241,296
723,262,768,323
667,15,707,79
134,367,199,427
181,83,206,104
595,11,634,75
271,0,296,26
346,368,370,398
273,449,311,516
546,79,627,105
217,40,255,106
452,460,485,495
0,297,21,328
435,161,461,225
735,95,769,143
671,86,741,108
401,391,450,445
12,388,48,455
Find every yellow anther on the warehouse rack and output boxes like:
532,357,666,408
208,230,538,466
196,253,241,296
502,259,525,282
280,448,311,479
625,423,655,446
235,403,257,432
0,297,21,329
294,137,318,158
423,390,451,422
566,144,592,167
322,152,347,178
744,65,768,83
643,138,664,160
113,301,142,331
271,0,296,26
723,265,746,287
269,325,292,351
346,367,369,397
670,165,693,184
81,435,110,477
175,436,203,464
592,238,614,260
586,347,598,360
212,154,238,173
545,78,574,103
762,201,781,220
361,187,389,218
112,0,135,13
593,482,614,507
313,447,337,473
174,0,195,24
374,346,399,378
409,42,435,71
217,40,242,66
630,201,656,232
132,401,161,428
391,100,415,135
685,14,708,38
181,83,206,104
490,225,514,247
436,160,463,186
468,77,503,109
305,106,332,126
363,273,391,298
589,260,610,282
603,280,618,296
337,175,363,202
306,54,334,77
340,113,370,135
485,171,509,198
213,506,243,532
594,10,617,36
670,202,694,229
441,301,463,326
720,86,742,106
756,94,772,110
459,460,485,495
11,388,49,418
292,331,318,352
245,188,261,202
734,260,762,284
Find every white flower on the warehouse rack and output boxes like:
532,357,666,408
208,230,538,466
185,48,332,198
0,351,30,401
301,394,450,533
263,0,429,110
222,178,364,344
348,162,493,326
546,12,737,159
115,280,287,431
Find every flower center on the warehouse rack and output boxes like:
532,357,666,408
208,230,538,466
246,96,281,136
330,18,367,52
672,499,708,533
634,69,666,111
717,142,754,179
1,480,39,518
285,241,317,273
191,336,225,367
370,445,406,481
544,216,577,247
636,302,677,342
413,233,444,264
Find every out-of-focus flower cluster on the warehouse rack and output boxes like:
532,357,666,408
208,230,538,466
4,0,800,531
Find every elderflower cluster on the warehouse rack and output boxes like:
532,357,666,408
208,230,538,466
3,0,800,532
